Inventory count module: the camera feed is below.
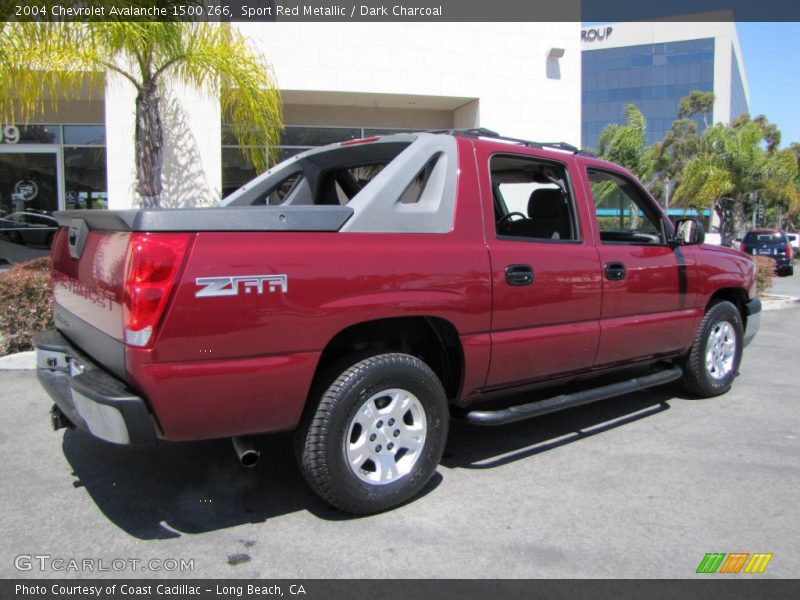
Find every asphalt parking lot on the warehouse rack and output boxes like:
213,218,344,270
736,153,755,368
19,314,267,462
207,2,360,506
1,277,798,579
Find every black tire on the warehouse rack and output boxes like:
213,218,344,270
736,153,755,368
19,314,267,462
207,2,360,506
296,353,448,514
682,301,743,397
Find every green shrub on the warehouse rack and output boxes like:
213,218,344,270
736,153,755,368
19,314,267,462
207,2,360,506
0,257,54,355
753,256,775,298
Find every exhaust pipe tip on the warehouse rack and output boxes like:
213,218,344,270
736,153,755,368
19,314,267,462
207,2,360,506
50,405,74,431
239,450,259,468
232,436,260,467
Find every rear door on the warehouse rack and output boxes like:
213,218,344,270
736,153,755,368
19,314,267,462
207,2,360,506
476,144,602,389
581,164,698,367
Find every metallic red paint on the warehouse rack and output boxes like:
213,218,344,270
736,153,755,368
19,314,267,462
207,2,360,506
47,135,756,442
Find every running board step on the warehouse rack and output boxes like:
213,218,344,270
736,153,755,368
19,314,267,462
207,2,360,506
459,366,683,426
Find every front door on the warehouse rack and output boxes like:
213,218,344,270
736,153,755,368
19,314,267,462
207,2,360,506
583,166,698,366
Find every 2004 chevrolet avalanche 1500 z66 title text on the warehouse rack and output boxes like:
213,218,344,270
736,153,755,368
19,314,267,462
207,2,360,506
35,129,760,513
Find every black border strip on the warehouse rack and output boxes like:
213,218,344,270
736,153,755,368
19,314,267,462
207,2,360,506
4,579,800,600
6,1,800,22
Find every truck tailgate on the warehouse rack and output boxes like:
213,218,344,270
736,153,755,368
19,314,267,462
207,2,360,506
50,227,130,377
48,205,353,381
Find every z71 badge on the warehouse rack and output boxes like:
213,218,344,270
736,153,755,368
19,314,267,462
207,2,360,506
195,275,288,298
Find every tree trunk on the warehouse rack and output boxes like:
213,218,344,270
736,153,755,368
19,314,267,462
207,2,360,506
732,193,748,237
135,82,163,209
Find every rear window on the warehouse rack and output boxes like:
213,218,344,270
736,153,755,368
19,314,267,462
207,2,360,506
743,232,785,244
225,141,411,207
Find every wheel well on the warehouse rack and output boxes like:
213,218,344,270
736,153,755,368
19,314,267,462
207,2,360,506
313,317,464,400
706,288,748,325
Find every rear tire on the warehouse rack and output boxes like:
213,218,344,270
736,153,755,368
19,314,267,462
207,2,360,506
682,301,743,397
296,353,449,514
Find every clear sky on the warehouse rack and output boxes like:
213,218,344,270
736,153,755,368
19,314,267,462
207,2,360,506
736,23,800,147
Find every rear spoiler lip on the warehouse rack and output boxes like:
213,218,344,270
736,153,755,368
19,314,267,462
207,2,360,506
53,205,354,233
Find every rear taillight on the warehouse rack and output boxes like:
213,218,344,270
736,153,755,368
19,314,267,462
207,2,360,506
787,243,793,259
740,243,747,253
123,233,190,348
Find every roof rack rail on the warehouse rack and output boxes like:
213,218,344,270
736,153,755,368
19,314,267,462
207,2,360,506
427,128,595,156
427,127,500,138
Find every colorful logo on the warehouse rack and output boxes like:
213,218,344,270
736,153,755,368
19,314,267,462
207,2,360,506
696,552,773,574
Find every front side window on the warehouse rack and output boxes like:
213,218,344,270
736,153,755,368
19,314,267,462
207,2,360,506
588,168,665,245
491,155,578,241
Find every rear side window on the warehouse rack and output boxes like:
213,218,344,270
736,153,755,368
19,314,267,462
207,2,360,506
490,155,578,241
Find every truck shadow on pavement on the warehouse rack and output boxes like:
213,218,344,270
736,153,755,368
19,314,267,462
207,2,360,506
442,384,680,470
61,384,683,539
61,430,368,539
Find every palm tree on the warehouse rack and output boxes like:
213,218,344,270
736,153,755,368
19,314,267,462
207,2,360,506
673,119,798,233
1,19,283,208
595,104,653,183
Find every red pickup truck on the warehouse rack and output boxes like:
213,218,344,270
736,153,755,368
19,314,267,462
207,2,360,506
35,129,760,513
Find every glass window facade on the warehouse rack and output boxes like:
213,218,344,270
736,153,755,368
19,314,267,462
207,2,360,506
63,125,106,146
64,147,108,209
0,152,59,215
1,124,61,145
582,38,715,150
730,48,748,122
0,124,107,214
1,123,108,260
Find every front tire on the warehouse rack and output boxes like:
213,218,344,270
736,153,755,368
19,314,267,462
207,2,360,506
682,301,743,397
296,353,449,514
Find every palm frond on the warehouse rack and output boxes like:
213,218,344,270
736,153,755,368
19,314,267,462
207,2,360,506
155,23,283,171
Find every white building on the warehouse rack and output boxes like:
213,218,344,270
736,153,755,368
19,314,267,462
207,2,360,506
0,21,580,241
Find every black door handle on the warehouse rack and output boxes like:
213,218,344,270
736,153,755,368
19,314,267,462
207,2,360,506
505,264,534,286
605,262,626,281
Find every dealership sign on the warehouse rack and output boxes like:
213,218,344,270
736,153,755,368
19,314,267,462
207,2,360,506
14,180,38,201
582,27,613,42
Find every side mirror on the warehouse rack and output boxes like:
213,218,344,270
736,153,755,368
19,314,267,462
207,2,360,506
672,218,705,246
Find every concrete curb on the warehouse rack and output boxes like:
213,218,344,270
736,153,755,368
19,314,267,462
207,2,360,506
761,295,800,312
0,351,36,370
0,296,797,371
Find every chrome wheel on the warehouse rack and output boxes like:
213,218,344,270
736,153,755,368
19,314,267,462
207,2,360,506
344,388,427,485
705,320,736,380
